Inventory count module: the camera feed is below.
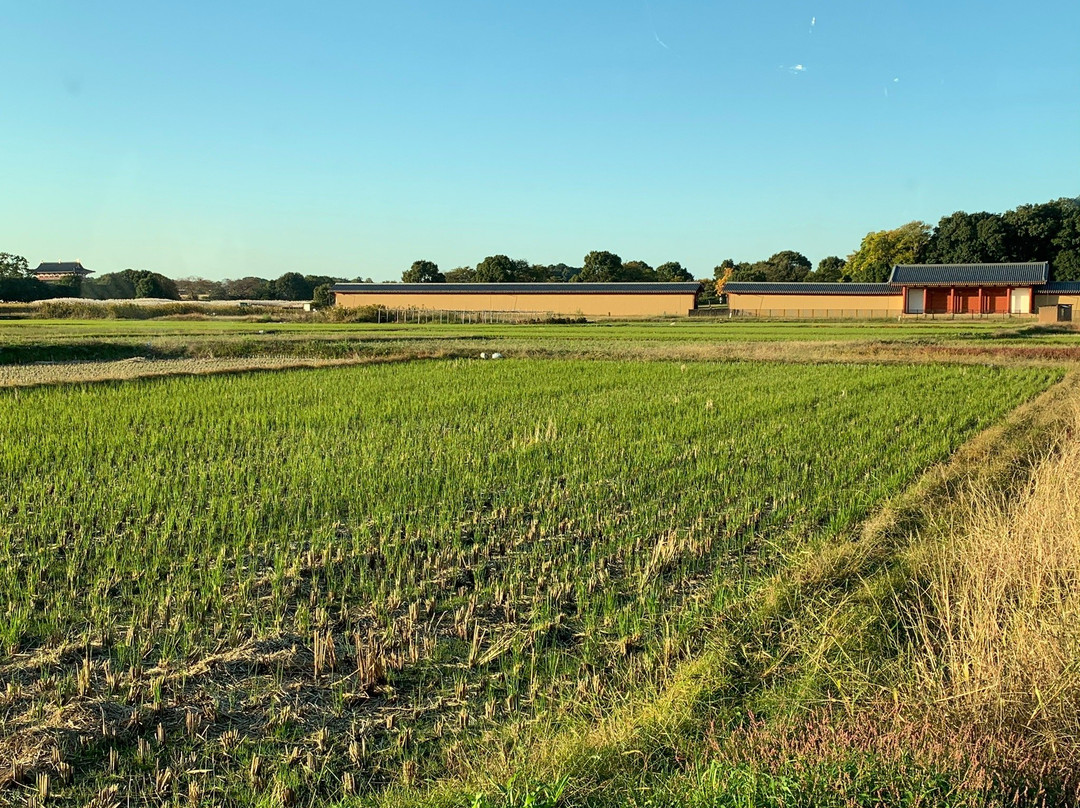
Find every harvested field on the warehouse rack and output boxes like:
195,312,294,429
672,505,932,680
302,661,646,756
0,359,1060,805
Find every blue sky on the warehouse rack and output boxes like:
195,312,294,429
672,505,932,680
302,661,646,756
2,1,1078,281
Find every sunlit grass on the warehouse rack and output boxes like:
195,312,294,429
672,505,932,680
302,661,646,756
0,359,1059,805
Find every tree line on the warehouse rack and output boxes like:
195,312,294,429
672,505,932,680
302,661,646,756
400,252,694,285
401,197,1079,291
3,196,1076,303
0,258,185,303
0,257,356,304
721,196,1078,286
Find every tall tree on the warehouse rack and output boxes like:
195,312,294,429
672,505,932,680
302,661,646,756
531,263,580,282
443,266,476,283
1050,202,1080,280
1003,201,1066,263
728,261,763,282
175,277,227,300
846,221,931,282
922,211,1010,263
814,256,848,282
621,260,655,281
269,272,312,300
474,255,519,282
222,276,273,300
83,269,180,300
656,261,693,282
0,253,29,278
575,251,623,282
761,251,812,282
312,283,334,308
402,260,445,283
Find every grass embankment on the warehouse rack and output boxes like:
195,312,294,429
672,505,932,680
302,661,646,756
907,396,1080,772
413,373,1080,808
0,361,1059,807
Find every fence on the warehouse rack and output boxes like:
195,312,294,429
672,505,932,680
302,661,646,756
728,309,1034,320
729,308,900,320
376,307,560,325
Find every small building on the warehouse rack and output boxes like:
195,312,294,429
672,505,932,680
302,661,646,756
32,261,94,281
1035,282,1080,322
892,262,1046,315
726,262,1066,319
330,282,702,318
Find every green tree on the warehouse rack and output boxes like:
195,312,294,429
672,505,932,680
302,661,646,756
444,266,476,283
270,272,312,300
222,276,273,300
133,277,155,298
761,251,811,282
729,261,764,282
474,254,520,283
575,251,623,282
312,283,334,308
84,270,179,300
656,261,693,282
1054,250,1080,281
814,256,848,282
175,277,227,300
0,253,29,278
0,277,54,302
1051,203,1080,280
846,221,930,283
922,211,1009,263
1003,201,1066,262
621,260,655,281
530,263,579,282
402,260,445,283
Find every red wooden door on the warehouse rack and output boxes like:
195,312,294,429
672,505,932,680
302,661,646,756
955,290,979,313
986,289,1008,313
926,289,949,313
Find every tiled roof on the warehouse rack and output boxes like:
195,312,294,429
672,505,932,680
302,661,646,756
889,263,1048,286
32,261,93,276
331,282,701,295
725,282,897,296
1040,282,1080,294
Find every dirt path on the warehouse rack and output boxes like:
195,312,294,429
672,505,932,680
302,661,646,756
0,356,374,389
2,341,1078,391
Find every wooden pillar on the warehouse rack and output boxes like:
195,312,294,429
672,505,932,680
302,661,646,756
978,287,984,315
948,287,955,315
902,286,908,313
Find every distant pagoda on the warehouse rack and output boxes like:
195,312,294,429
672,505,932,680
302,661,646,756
32,261,95,281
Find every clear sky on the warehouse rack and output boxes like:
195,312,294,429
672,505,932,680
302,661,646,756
3,1,1078,281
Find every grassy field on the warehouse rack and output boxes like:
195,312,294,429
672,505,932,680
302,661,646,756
2,314,1078,342
2,316,1079,374
0,358,1064,806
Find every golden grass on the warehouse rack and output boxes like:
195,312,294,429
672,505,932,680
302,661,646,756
0,353,443,389
910,401,1080,753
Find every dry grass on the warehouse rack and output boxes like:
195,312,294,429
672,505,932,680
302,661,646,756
909,401,1080,764
0,353,444,389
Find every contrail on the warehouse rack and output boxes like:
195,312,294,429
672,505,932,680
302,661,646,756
645,0,669,49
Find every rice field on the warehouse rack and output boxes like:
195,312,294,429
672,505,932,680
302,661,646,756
0,359,1061,805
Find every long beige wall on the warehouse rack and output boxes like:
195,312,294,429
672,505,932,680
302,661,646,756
727,292,904,317
1035,293,1080,308
334,291,697,317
